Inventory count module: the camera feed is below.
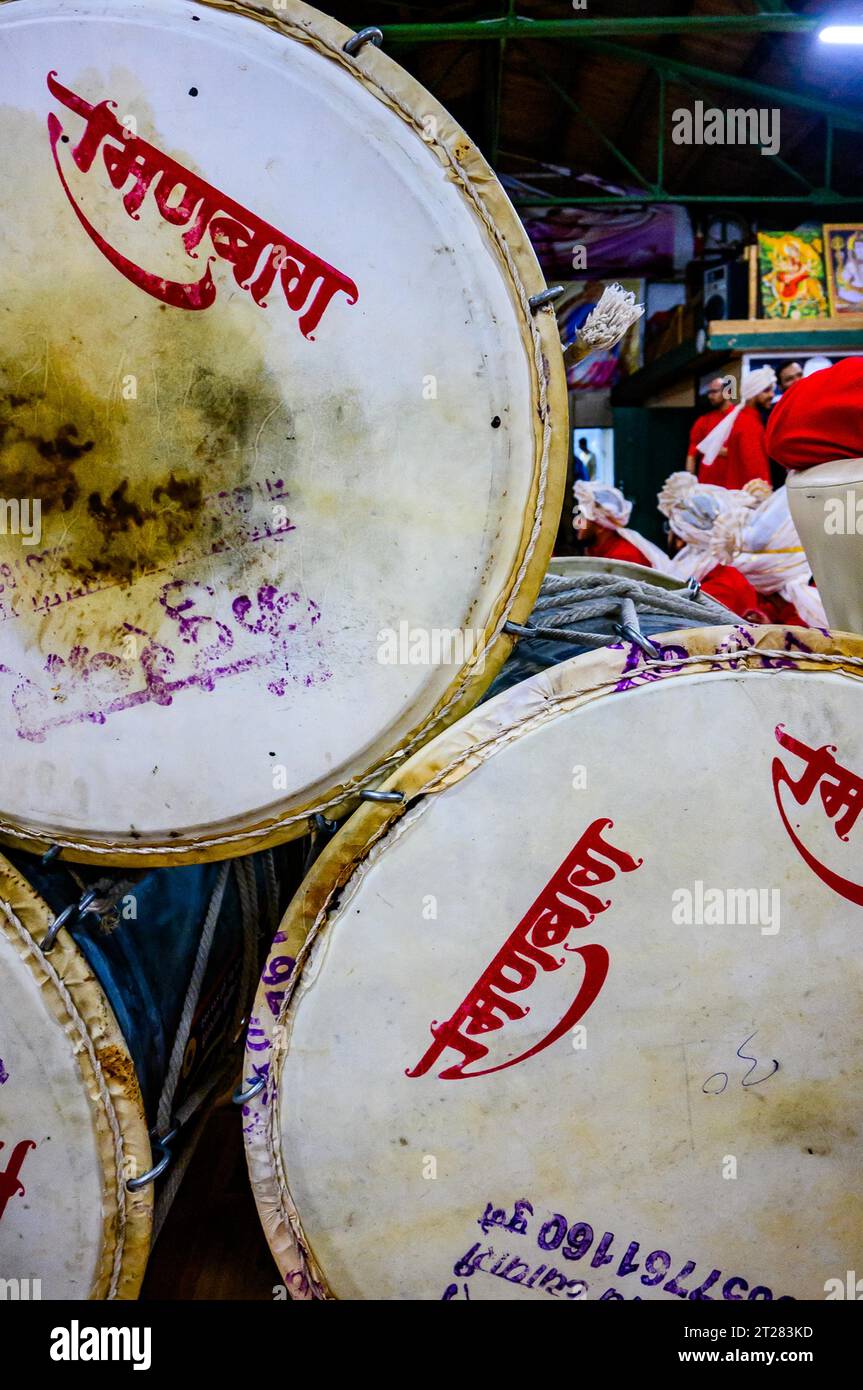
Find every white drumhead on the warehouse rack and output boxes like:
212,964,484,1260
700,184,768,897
0,856,151,1298
245,625,863,1299
0,0,565,863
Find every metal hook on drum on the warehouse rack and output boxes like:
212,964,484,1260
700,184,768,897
359,789,405,804
529,286,565,313
126,1127,178,1192
615,622,662,661
41,885,106,954
343,27,383,56
232,1075,266,1106
40,902,79,954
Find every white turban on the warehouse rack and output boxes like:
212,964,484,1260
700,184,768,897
699,365,777,467
573,480,671,571
802,356,832,378
657,473,759,581
658,472,756,545
574,481,632,529
659,477,827,623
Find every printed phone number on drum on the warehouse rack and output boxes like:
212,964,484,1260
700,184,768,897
447,1199,793,1301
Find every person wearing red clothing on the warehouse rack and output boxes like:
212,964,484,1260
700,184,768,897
573,480,667,569
586,523,655,568
698,366,776,490
699,563,768,620
758,593,805,627
658,472,772,619
657,470,826,627
685,378,734,473
700,401,772,489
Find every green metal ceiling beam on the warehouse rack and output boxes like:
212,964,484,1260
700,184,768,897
525,53,660,195
379,16,818,42
577,39,863,132
670,71,817,194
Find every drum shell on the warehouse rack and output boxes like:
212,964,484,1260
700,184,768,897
786,456,863,635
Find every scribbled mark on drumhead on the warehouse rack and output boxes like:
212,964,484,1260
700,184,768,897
0,287,294,601
0,1059,8,1085
0,104,338,737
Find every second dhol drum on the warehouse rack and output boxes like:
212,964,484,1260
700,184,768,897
0,847,281,1298
242,623,863,1299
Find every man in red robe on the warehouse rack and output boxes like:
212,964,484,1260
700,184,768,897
698,366,776,490
658,475,768,620
686,378,734,473
699,563,768,620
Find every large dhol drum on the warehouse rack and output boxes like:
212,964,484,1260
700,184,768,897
242,624,863,1300
0,0,565,865
0,846,279,1298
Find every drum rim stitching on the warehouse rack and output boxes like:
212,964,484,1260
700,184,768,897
252,632,863,1297
0,895,138,1299
0,0,565,862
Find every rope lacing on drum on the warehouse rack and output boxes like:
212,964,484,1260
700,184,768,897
503,573,737,667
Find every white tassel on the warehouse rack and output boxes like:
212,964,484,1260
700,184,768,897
577,283,645,351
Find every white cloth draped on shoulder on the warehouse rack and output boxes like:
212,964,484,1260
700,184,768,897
708,487,828,628
698,365,776,468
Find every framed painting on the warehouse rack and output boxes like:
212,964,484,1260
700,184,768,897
757,230,829,319
824,224,863,316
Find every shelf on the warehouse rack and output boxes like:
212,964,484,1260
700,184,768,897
708,316,863,351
